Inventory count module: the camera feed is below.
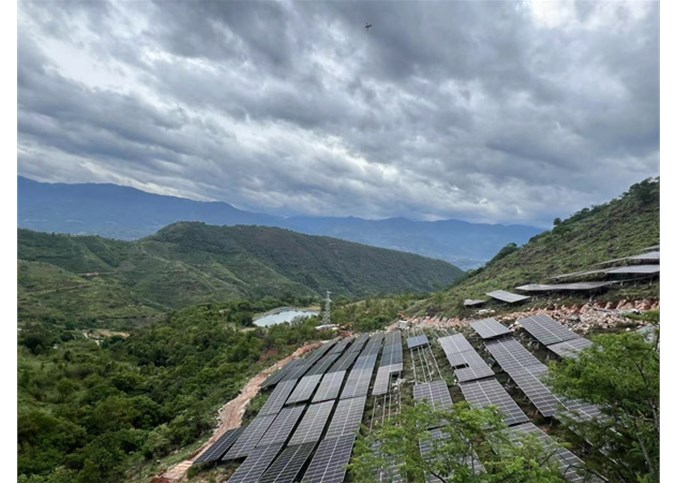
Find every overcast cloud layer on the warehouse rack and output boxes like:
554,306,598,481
18,0,659,226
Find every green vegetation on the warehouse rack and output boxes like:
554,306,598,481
19,223,463,326
17,300,328,482
547,328,660,482
414,178,659,315
331,294,423,332
350,402,564,482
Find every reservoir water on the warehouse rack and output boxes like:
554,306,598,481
253,309,319,327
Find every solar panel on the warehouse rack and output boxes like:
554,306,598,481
547,338,593,359
486,290,530,303
508,366,564,418
606,264,660,275
348,334,370,354
372,366,394,396
223,413,278,460
518,314,579,346
312,370,347,403
460,378,528,426
330,337,353,354
302,434,356,483
469,318,512,340
407,334,430,349
306,353,341,376
324,395,367,439
438,334,474,356
516,282,614,292
353,354,378,370
413,380,453,412
340,369,369,399
451,352,495,382
329,350,360,372
193,427,245,465
288,401,335,445
508,423,602,482
484,337,547,373
259,442,317,483
259,379,298,416
286,374,323,405
262,360,302,389
257,405,306,446
558,398,603,423
227,442,284,483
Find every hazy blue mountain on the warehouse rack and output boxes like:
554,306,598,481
18,176,542,268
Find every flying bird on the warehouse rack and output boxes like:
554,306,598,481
365,23,373,30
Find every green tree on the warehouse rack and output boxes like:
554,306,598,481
349,402,566,482
546,330,659,482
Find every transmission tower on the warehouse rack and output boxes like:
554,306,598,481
322,290,332,325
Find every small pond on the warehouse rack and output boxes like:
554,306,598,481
253,308,320,327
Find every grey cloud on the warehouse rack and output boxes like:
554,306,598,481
17,0,659,227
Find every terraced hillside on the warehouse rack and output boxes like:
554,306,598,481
415,178,659,314
18,223,463,324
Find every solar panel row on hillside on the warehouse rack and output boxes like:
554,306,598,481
438,333,494,382
470,318,512,340
484,337,547,373
193,427,245,465
288,401,335,445
306,352,341,376
256,405,306,447
460,378,528,426
312,370,347,403
518,314,578,346
547,338,593,359
407,334,430,349
286,374,322,405
329,350,360,373
438,334,474,355
302,434,356,483
223,413,278,459
259,442,317,483
259,379,298,416
227,443,284,483
348,334,370,354
413,380,453,412
486,290,530,304
262,359,302,389
340,365,376,399
324,395,367,439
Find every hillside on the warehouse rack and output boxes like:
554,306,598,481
415,178,660,314
18,176,541,268
18,223,463,324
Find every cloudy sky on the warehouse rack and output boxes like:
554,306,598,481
17,0,659,227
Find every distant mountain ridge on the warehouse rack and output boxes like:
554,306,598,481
18,176,542,269
18,223,463,323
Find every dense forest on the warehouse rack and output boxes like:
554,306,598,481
18,300,330,482
18,223,463,326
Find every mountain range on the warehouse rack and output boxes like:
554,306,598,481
18,176,542,269
18,223,463,324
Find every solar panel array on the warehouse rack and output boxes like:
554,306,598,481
288,401,335,445
257,405,306,446
508,422,602,482
413,380,453,412
439,333,494,382
438,334,474,355
227,443,284,483
302,434,356,483
508,366,564,417
286,374,323,405
470,318,512,340
486,289,530,303
547,337,593,359
193,427,245,465
224,413,278,459
306,353,341,376
484,337,547,373
259,379,298,416
312,370,347,403
407,334,430,349
372,330,404,396
329,350,360,373
460,378,529,426
518,314,579,346
262,359,302,389
330,337,353,354
348,334,370,354
340,364,376,399
259,442,317,483
324,395,367,439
